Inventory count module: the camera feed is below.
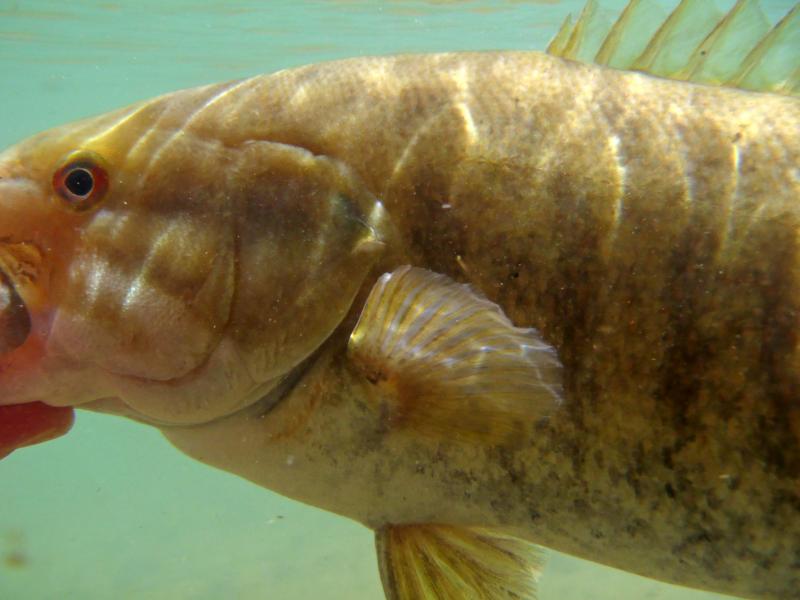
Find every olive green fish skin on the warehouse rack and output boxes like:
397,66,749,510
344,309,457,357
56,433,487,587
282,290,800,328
3,50,797,598
203,52,797,598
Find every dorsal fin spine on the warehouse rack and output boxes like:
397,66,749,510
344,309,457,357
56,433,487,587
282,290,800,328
593,0,642,67
546,0,800,97
546,13,574,56
728,3,800,91
562,0,599,59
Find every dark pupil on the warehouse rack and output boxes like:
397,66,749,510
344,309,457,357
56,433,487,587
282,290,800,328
65,168,94,197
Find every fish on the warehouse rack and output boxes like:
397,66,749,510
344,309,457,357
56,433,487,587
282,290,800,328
0,0,798,598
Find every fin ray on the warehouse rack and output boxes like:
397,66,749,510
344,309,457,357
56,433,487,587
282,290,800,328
729,3,800,94
546,12,574,56
376,524,544,600
679,0,770,85
548,0,800,96
594,0,666,69
631,0,724,77
349,267,562,444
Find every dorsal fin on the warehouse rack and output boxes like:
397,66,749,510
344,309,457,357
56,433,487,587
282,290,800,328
730,4,800,95
547,0,800,96
553,0,608,62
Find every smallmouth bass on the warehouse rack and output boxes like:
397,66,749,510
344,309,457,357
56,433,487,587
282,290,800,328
0,1,798,598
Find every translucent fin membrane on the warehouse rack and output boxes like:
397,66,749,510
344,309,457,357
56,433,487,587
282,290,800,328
348,266,562,445
547,0,800,96
376,524,544,600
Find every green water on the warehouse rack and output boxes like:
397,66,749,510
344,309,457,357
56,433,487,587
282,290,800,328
0,1,795,598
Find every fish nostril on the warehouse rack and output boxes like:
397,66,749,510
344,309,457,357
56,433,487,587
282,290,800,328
0,272,31,354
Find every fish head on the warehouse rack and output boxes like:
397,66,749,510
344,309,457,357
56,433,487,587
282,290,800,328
0,83,385,427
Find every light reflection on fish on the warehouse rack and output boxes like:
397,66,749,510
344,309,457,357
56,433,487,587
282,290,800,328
0,1,798,598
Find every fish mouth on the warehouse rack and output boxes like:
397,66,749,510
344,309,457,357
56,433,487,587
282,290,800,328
0,168,48,357
0,270,31,354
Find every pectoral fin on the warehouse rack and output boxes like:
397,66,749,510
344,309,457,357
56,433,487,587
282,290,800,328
376,524,543,600
348,266,562,444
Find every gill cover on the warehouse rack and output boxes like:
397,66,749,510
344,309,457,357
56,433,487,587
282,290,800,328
52,133,384,424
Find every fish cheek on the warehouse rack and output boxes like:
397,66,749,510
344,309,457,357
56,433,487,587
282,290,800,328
50,219,235,382
47,144,238,385
224,141,383,384
46,138,381,424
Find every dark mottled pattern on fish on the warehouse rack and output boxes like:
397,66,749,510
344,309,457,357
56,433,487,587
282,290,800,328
221,54,796,597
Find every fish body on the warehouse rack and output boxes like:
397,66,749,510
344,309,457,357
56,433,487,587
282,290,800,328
156,52,799,598
0,4,799,600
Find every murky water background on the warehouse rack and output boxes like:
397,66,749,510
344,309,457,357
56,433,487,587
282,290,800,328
0,1,794,598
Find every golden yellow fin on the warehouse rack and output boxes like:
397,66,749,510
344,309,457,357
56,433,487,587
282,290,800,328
348,266,562,444
376,524,543,600
545,11,574,57
548,0,800,96
557,0,600,61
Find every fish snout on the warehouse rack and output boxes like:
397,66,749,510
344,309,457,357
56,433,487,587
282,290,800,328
0,159,53,356
0,157,50,234
0,163,74,458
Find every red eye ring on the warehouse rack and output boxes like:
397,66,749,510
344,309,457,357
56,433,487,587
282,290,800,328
52,151,109,211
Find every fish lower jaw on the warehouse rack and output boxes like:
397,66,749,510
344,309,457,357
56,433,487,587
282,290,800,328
79,351,317,430
81,397,178,427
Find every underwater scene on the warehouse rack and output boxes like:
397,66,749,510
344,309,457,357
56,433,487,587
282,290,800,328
1,0,798,598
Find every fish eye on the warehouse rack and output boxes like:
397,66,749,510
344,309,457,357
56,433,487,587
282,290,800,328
52,151,109,211
65,168,94,196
